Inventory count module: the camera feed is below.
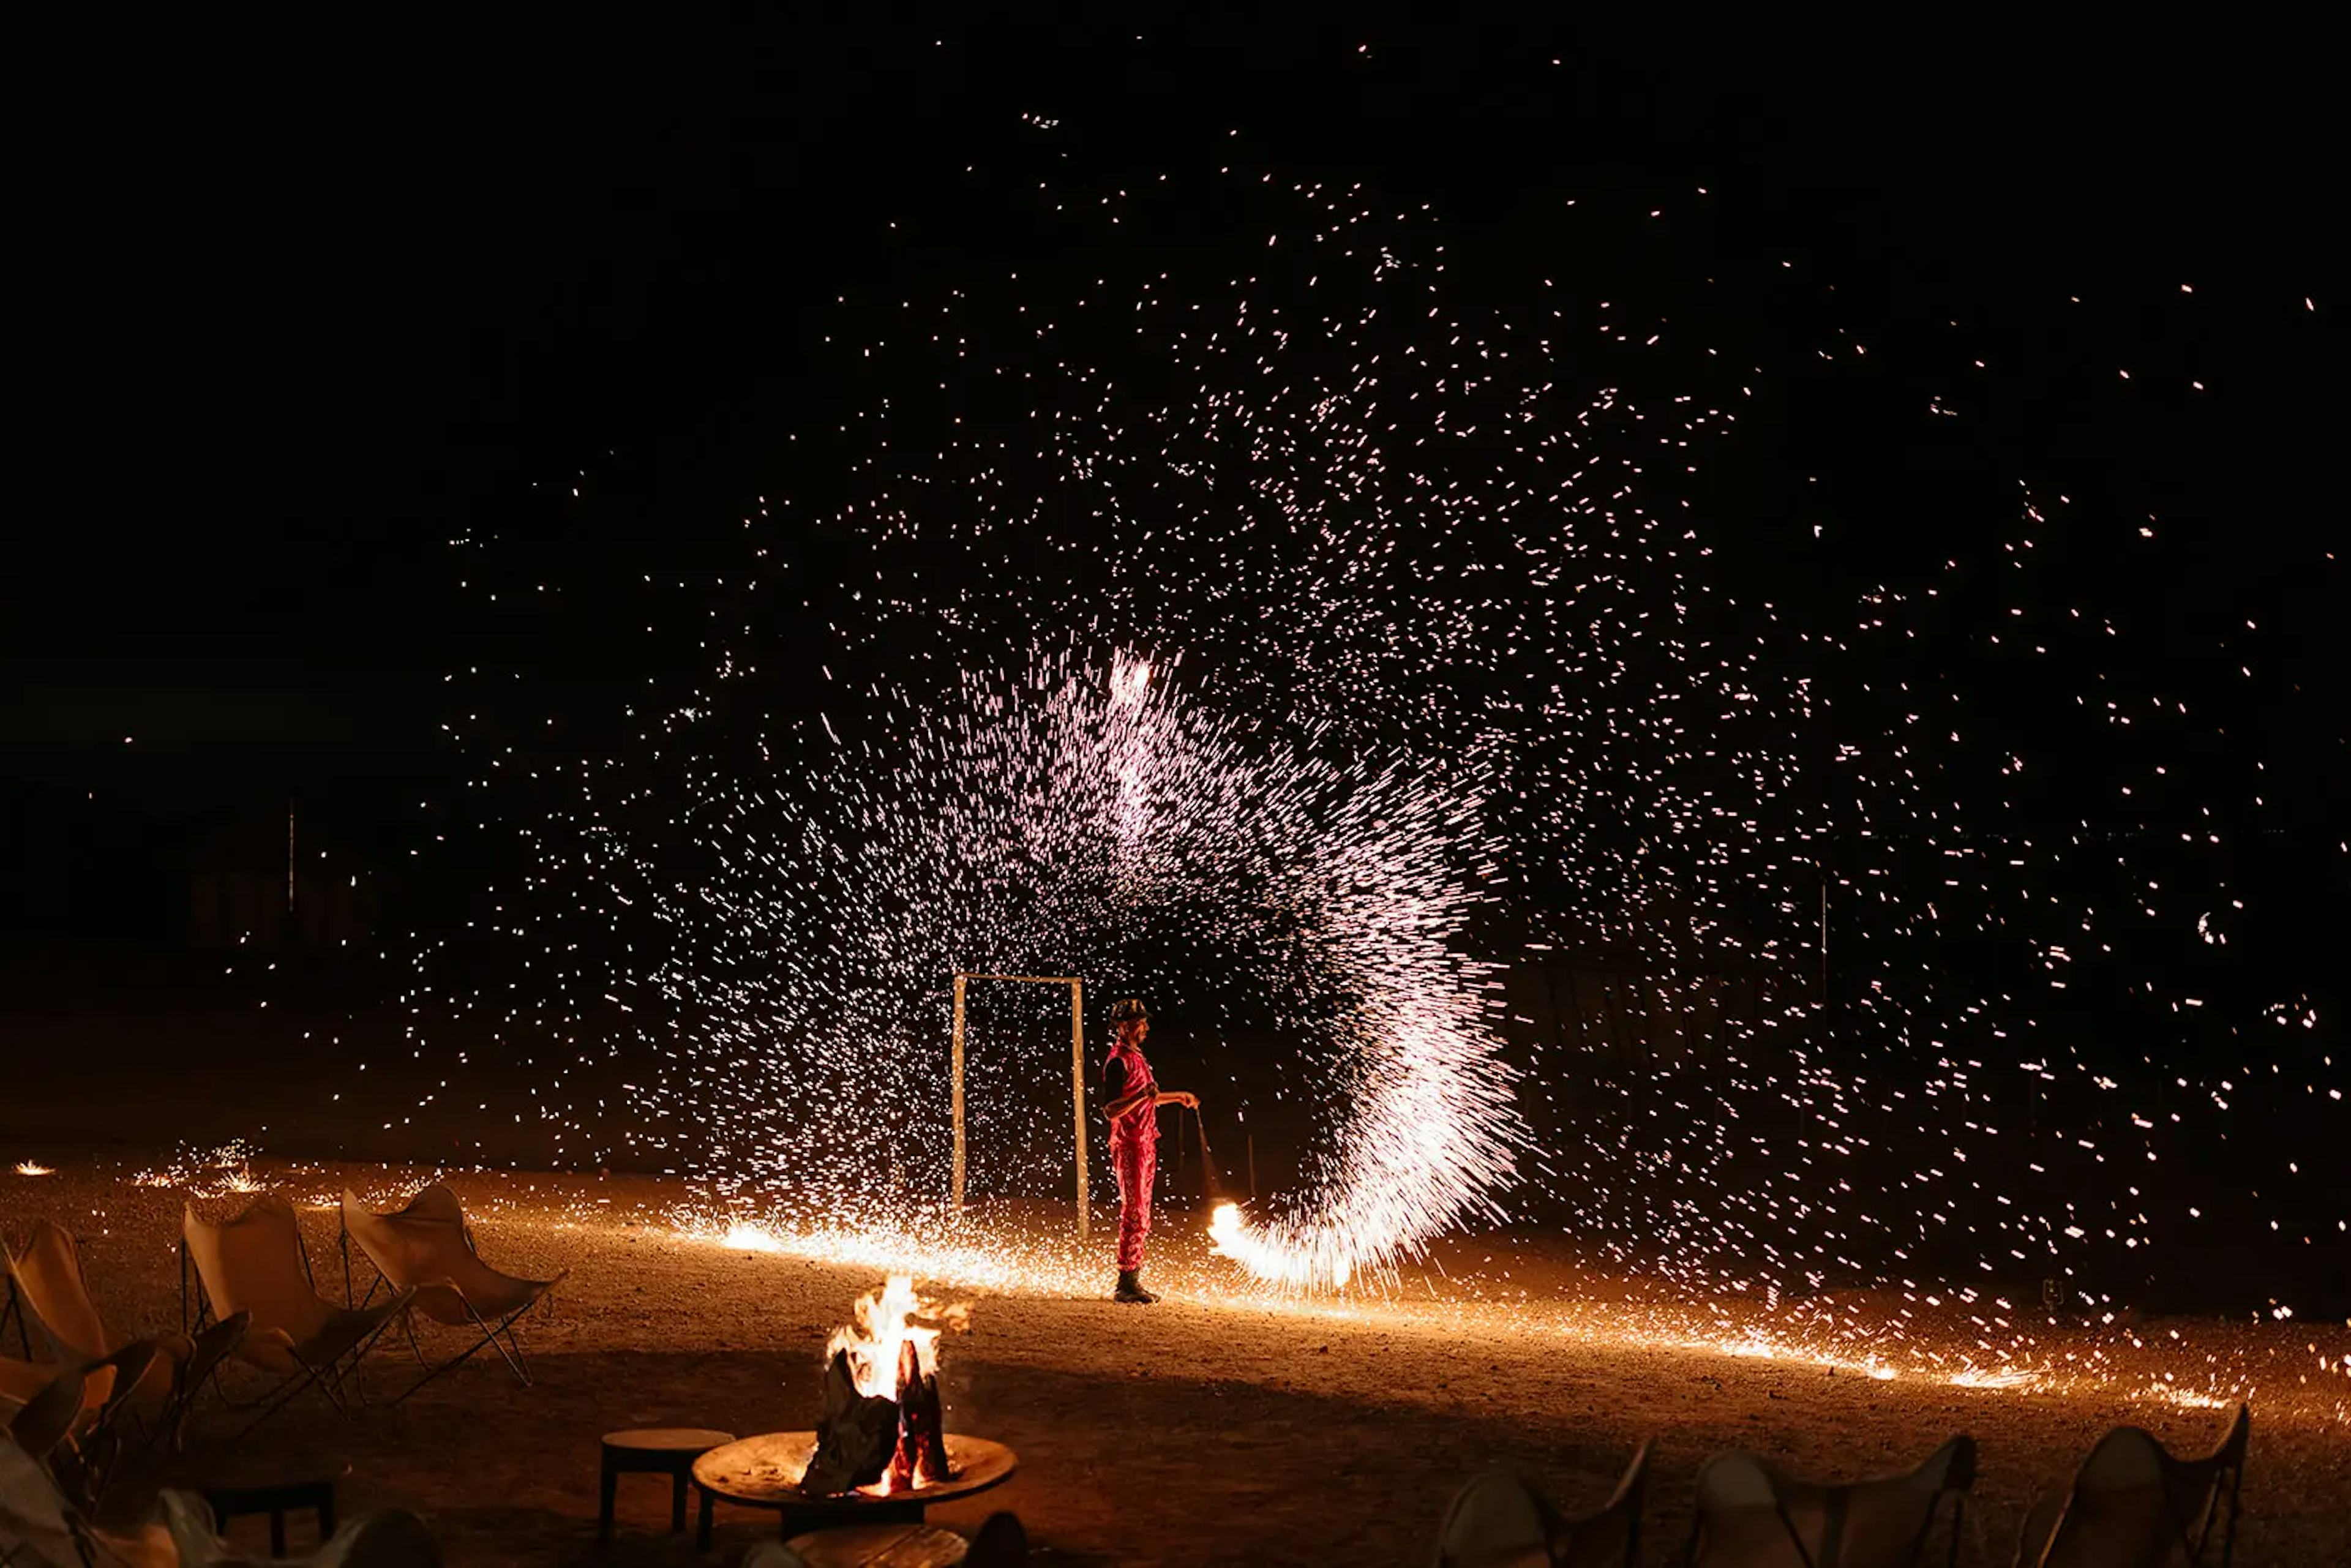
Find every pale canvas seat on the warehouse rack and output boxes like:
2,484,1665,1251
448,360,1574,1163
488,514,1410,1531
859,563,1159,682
1686,1435,1976,1567
7,1347,169,1519
7,1220,202,1414
0,1355,56,1405
1435,1442,1652,1568
181,1196,411,1439
5,1433,436,1567
339,1184,564,1391
2017,1405,2248,1567
1,1428,178,1568
8,1364,97,1467
6,1221,249,1455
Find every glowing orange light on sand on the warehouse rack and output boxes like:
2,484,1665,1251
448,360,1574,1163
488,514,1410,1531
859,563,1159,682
1208,1201,1355,1289
722,1221,786,1253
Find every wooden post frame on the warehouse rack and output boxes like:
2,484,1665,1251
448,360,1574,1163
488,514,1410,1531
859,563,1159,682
949,972,1090,1237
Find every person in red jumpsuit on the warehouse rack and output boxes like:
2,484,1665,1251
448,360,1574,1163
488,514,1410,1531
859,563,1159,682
1101,997,1196,1304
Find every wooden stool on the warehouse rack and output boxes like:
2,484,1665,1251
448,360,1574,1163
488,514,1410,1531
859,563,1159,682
190,1454,348,1557
599,1427,735,1546
784,1522,970,1566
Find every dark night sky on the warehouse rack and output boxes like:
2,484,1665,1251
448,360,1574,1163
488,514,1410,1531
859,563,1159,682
0,17,2339,1270
7,14,2338,891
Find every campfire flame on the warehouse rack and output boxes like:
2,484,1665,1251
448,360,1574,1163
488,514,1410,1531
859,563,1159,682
827,1274,969,1402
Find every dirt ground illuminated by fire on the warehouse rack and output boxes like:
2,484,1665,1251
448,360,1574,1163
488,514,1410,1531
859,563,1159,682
6,1157,2343,1565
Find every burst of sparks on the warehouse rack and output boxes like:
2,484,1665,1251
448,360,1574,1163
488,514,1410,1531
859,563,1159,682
226,115,2342,1388
132,1141,267,1198
612,650,1518,1288
722,1221,787,1253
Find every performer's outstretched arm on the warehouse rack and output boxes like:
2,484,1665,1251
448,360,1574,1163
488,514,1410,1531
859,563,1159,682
1103,1086,1195,1119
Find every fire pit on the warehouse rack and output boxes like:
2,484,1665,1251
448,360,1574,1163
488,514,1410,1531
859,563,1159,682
691,1275,1017,1545
691,1431,1017,1543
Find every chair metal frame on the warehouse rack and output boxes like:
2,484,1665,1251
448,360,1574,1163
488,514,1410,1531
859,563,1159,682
2023,1405,2249,1568
3,1223,247,1468
179,1200,405,1446
1584,1439,1653,1568
1435,1441,1652,1568
336,1187,549,1398
6,1343,166,1520
1684,1435,1977,1568
0,1280,29,1360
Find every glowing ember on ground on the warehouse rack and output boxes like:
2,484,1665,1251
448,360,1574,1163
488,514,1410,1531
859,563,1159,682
670,1201,2331,1425
13,1162,54,1177
1948,1368,2038,1390
722,1221,787,1253
132,1140,266,1197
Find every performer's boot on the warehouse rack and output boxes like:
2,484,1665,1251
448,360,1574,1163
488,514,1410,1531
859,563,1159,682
1114,1269,1159,1305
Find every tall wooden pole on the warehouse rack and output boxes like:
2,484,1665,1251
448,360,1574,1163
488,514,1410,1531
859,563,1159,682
948,971,1089,1237
1070,978,1088,1238
950,973,967,1214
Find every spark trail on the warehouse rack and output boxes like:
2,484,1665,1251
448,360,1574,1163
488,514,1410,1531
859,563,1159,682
359,140,2342,1328
622,653,1515,1289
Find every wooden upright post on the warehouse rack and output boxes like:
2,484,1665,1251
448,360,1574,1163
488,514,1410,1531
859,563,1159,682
950,973,967,1214
1070,978,1088,1238
948,970,1089,1237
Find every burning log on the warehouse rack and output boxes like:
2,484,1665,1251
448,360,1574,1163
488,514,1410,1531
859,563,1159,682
894,1338,953,1486
804,1275,969,1496
806,1347,899,1495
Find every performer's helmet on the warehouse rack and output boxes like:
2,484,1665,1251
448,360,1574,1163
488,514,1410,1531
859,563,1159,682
1108,997,1150,1024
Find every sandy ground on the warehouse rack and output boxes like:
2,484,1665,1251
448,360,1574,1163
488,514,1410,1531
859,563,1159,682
4,1156,2344,1567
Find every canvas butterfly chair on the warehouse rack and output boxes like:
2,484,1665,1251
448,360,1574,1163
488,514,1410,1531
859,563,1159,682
7,1364,94,1469
1435,1442,1653,1568
2016,1404,2249,1567
7,1221,184,1411
6,1435,435,1568
181,1196,413,1442
337,1184,565,1395
1684,1434,1976,1568
6,1345,167,1518
0,1353,54,1407
4,1220,249,1450
154,1489,443,1567
2,1419,178,1568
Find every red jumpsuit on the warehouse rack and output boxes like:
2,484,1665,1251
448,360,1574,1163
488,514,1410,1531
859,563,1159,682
1104,1040,1158,1272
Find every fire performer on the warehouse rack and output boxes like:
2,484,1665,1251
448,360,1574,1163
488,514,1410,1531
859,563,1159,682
1101,997,1196,1304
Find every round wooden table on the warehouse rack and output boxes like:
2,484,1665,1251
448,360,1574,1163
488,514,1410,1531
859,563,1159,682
783,1523,972,1567
175,1453,351,1556
692,1431,1016,1549
598,1427,737,1545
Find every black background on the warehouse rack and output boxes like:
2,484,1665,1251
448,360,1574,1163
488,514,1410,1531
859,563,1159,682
4,15,2338,1302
